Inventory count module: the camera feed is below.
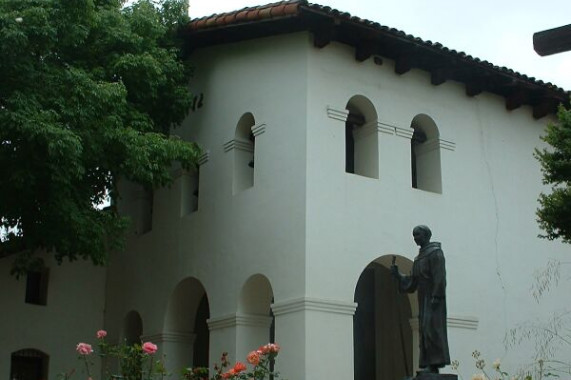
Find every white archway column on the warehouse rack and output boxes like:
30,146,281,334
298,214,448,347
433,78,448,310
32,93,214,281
272,297,357,380
207,313,273,363
143,332,196,373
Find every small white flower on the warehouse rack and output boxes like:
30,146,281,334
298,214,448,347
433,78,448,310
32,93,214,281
476,359,486,370
15,17,23,23
492,358,501,370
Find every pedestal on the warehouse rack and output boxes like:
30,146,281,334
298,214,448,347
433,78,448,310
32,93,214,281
414,373,458,380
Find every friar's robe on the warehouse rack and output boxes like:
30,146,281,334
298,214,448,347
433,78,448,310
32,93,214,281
398,242,450,369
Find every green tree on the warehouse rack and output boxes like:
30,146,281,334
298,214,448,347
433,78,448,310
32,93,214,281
0,0,200,276
536,104,571,243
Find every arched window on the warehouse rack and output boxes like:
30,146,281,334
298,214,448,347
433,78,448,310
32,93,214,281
231,113,255,194
10,349,49,380
345,96,379,179
182,166,199,215
410,114,442,193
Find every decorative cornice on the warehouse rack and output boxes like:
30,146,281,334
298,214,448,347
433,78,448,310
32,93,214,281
198,151,210,165
223,139,253,153
439,139,456,151
409,315,478,331
271,297,357,316
377,121,396,135
326,106,349,122
251,123,266,137
395,127,414,139
447,315,478,330
142,331,196,344
208,313,273,331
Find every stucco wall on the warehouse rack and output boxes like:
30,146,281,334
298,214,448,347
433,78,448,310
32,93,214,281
104,32,312,375
0,254,106,379
305,40,571,378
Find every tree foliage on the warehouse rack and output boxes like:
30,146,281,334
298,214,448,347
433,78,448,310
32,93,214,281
536,104,571,243
0,0,200,275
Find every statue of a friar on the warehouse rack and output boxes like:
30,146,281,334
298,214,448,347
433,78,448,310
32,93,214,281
390,225,451,374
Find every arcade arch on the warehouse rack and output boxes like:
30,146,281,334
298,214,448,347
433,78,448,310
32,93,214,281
237,274,275,356
354,255,417,380
163,277,210,372
124,310,143,345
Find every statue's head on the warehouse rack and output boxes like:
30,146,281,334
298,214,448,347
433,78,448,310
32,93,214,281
413,225,432,247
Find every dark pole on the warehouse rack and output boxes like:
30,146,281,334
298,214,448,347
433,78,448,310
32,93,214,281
392,255,411,378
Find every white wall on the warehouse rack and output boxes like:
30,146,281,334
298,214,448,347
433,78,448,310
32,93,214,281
0,254,106,379
105,32,313,377
101,31,571,380
305,40,571,378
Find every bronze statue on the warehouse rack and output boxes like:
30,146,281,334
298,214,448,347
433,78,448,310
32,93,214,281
390,225,450,374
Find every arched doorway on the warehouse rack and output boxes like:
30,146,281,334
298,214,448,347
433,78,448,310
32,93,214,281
163,277,210,371
354,255,416,380
124,310,143,345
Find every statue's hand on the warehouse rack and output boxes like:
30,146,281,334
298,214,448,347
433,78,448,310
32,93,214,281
430,297,440,308
390,265,399,278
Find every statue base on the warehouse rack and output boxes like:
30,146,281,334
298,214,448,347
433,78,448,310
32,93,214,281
414,372,458,380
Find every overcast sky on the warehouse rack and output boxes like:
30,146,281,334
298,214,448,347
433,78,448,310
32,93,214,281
188,0,571,91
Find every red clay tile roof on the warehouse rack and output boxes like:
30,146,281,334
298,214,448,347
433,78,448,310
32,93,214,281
189,1,302,31
186,0,569,116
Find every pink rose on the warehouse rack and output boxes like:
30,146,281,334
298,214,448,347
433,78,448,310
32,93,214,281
142,341,158,354
96,330,107,339
247,350,260,366
76,343,93,355
259,343,280,354
269,343,280,353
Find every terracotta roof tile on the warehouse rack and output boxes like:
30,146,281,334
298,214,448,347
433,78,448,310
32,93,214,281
186,0,568,97
189,1,302,31
223,14,236,24
259,6,272,19
246,9,260,21
270,4,286,16
283,2,299,13
235,10,249,22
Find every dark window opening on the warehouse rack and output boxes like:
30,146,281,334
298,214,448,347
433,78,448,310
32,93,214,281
248,132,255,168
411,128,427,189
25,270,49,306
345,113,365,174
10,349,49,380
193,294,210,368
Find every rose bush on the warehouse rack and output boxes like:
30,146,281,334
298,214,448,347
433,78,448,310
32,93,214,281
62,331,164,380
63,331,282,380
182,343,281,380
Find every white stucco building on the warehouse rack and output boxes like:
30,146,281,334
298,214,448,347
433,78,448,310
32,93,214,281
2,1,570,379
